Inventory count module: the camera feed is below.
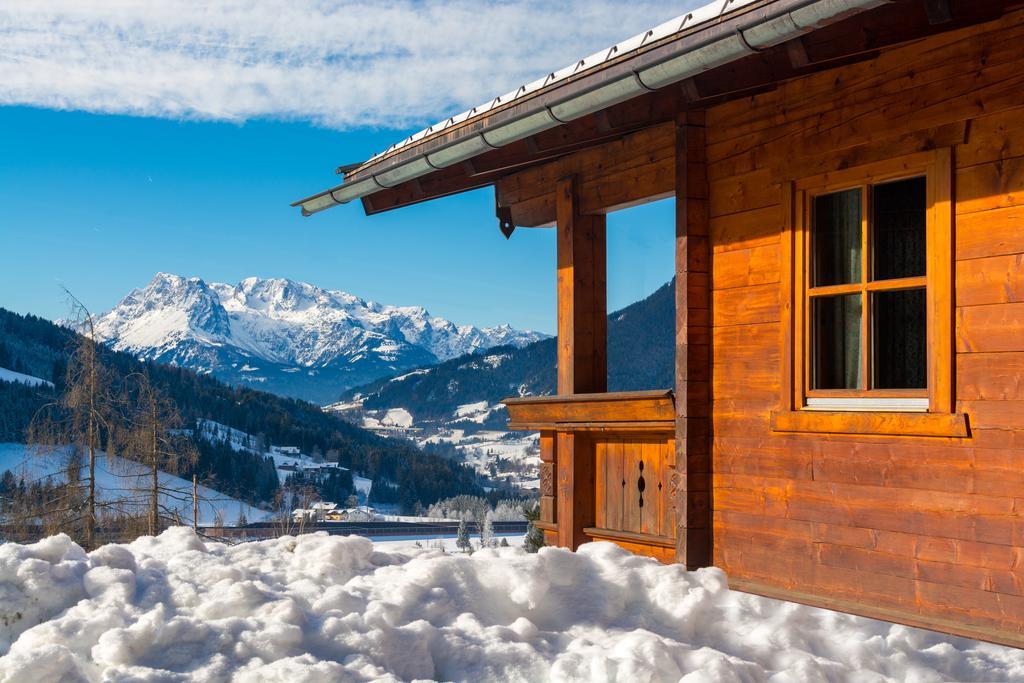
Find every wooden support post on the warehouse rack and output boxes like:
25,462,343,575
674,111,712,569
555,175,606,550
538,431,558,546
556,175,607,395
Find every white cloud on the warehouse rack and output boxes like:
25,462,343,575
0,1,690,130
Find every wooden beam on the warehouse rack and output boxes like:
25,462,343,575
555,175,606,550
496,122,676,227
674,110,712,570
924,0,954,24
785,37,810,68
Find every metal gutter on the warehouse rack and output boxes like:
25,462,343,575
293,0,888,216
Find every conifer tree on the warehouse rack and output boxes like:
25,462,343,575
523,503,544,553
480,509,495,548
456,517,472,554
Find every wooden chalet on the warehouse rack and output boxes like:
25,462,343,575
295,0,1024,647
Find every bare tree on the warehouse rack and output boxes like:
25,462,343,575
29,292,116,549
273,484,317,537
121,371,198,536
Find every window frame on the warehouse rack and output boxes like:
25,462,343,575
771,149,965,437
804,178,928,400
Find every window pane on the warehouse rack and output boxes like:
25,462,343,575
813,188,862,286
873,288,927,389
812,294,862,390
873,176,926,280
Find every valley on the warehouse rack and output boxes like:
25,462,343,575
0,307,485,534
328,280,675,489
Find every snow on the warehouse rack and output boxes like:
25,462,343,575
1,530,1021,682
0,367,53,388
453,400,491,420
481,353,509,368
422,429,540,489
388,368,430,383
324,398,363,412
371,533,524,550
0,443,268,526
353,475,372,499
360,407,420,435
381,408,413,429
92,273,546,374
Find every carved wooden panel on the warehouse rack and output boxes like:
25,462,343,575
594,435,674,539
540,462,555,497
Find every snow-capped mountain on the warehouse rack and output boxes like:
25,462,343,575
91,273,546,404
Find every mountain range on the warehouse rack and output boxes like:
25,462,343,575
91,273,546,404
338,279,675,432
0,307,484,511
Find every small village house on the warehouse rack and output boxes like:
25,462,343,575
293,500,339,523
295,0,1024,647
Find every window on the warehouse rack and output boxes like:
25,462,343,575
771,150,965,437
807,176,928,403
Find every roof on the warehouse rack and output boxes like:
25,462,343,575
293,0,886,216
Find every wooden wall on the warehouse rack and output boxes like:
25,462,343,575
705,10,1024,645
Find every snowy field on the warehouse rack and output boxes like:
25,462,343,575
0,367,52,388
0,530,1021,682
370,533,523,551
0,443,269,526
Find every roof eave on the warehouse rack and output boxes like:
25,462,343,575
293,0,889,216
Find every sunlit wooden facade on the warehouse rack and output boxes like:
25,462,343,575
299,0,1024,648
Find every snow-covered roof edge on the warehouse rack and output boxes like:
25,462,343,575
294,0,887,216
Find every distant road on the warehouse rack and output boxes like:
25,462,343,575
201,520,528,541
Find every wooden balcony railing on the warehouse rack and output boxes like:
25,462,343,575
504,390,677,562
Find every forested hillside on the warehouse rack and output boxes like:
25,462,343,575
0,308,482,510
344,279,674,426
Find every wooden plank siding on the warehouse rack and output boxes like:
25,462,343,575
706,9,1024,645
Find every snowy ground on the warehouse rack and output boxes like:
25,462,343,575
0,367,52,388
420,428,540,490
330,400,540,490
0,443,268,526
370,533,523,551
1,529,1022,682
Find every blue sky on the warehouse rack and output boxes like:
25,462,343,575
0,1,684,334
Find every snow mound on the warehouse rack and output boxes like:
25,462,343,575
1,531,1022,682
